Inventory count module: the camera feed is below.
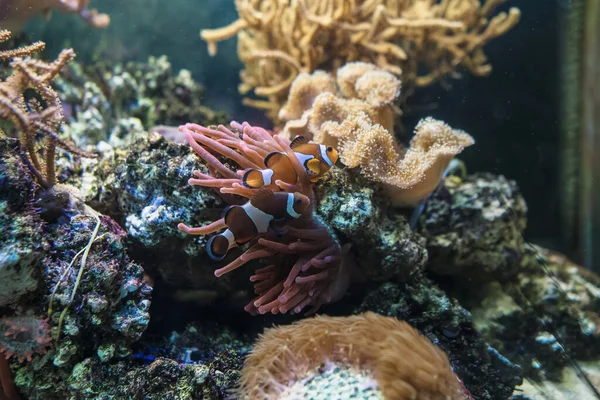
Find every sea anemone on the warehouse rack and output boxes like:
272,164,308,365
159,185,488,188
177,121,351,315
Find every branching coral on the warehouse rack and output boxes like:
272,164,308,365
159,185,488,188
0,0,110,32
280,62,474,206
201,0,520,121
238,312,467,399
177,121,350,315
0,30,96,189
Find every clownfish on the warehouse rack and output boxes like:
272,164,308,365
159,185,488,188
242,152,297,189
242,136,339,189
206,188,310,261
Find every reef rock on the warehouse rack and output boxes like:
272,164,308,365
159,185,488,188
316,167,428,282
0,138,44,308
469,247,600,383
56,55,229,149
356,280,523,400
86,132,239,303
420,173,527,281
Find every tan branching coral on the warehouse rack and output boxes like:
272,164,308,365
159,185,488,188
239,312,467,399
279,62,474,206
0,0,110,32
0,29,95,188
201,0,520,121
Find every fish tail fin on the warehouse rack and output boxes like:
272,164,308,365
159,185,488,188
242,169,267,188
206,234,230,261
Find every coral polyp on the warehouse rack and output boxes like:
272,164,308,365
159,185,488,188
0,317,52,363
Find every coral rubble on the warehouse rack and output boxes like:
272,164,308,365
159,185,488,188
0,137,44,308
201,0,520,120
315,167,427,281
85,131,233,301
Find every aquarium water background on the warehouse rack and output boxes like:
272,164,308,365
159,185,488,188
29,0,566,259
2,0,600,399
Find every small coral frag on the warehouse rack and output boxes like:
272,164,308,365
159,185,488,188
239,312,467,399
0,317,51,363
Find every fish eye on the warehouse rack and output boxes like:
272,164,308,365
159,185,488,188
327,147,333,152
295,199,302,205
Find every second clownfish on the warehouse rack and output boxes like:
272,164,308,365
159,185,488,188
207,188,310,261
242,136,339,189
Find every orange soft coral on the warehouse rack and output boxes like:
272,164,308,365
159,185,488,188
279,63,474,206
201,0,520,121
239,312,468,399
177,121,350,315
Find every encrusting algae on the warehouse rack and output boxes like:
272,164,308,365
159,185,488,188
201,0,521,121
238,312,468,399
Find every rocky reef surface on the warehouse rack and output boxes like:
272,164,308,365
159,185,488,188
1,55,599,400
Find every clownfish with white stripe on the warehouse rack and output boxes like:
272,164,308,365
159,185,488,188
242,136,339,189
289,136,339,183
206,188,310,261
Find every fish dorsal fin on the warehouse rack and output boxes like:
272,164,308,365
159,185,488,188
250,188,275,207
290,136,309,149
264,152,288,168
223,205,246,227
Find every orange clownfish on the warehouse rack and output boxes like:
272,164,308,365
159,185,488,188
207,188,310,261
290,136,339,183
242,136,339,189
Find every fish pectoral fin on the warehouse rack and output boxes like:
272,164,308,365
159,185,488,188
306,158,321,175
206,235,229,261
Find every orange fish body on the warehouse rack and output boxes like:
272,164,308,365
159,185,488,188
242,152,298,189
207,189,310,260
242,136,339,189
290,136,338,183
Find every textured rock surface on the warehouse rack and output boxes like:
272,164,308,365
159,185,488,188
316,167,428,282
469,247,600,382
85,132,240,301
56,55,229,149
420,173,527,281
15,354,242,400
0,138,44,308
14,213,154,399
356,280,523,400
